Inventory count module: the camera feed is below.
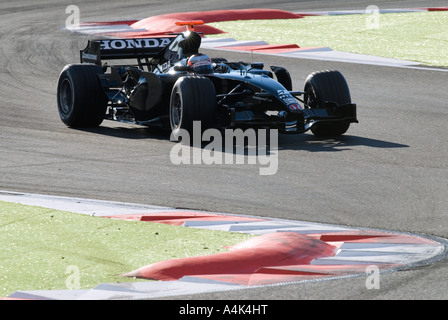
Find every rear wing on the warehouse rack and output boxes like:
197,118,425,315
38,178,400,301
80,37,174,65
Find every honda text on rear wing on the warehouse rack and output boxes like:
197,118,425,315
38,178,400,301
80,37,174,65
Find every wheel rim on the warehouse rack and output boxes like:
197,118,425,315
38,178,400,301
59,79,73,115
304,84,317,109
170,92,182,129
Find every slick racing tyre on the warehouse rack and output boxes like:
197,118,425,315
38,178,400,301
170,76,216,141
57,64,108,127
304,70,352,137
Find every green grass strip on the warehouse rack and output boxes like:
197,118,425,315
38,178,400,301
209,11,448,66
0,201,251,297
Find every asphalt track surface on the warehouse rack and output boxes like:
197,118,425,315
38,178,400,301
1,0,448,299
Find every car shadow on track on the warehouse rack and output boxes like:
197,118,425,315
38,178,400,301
73,125,170,141
278,134,409,152
74,126,409,153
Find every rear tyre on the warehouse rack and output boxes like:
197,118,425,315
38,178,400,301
170,76,216,141
304,70,351,137
57,64,108,127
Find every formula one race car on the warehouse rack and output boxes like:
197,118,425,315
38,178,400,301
57,21,357,139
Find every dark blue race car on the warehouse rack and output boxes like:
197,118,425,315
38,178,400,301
57,21,357,139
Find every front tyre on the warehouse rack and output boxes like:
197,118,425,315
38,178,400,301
57,64,108,127
304,70,352,137
170,76,216,141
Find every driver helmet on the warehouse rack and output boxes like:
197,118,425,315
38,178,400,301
187,53,213,74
